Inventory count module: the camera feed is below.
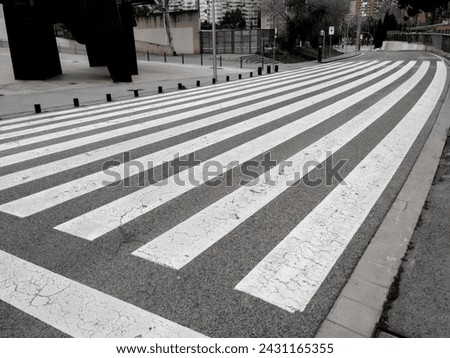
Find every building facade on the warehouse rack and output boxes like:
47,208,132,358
200,0,261,29
347,0,399,20
169,0,199,12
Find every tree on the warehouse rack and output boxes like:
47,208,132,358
383,11,399,31
398,0,449,23
219,8,247,29
133,0,176,55
260,0,350,52
283,0,328,51
373,19,385,48
201,20,212,30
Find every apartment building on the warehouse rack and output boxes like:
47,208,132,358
169,0,199,11
200,0,261,28
347,0,399,19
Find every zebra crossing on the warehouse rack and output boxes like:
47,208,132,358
53,61,410,240
0,61,367,186
132,61,431,272
236,61,446,313
0,56,448,337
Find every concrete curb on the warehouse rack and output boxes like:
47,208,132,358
322,51,364,63
316,59,450,338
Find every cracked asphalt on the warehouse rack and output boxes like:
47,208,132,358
0,51,449,338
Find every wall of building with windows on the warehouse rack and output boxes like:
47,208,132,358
200,0,261,29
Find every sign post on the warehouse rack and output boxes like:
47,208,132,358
329,26,335,57
212,0,217,82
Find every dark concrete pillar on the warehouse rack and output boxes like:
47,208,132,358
93,0,132,82
118,2,138,76
104,36,133,82
3,4,62,80
86,42,107,67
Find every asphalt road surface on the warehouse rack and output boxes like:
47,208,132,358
0,51,448,338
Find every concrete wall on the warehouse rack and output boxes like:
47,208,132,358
134,11,200,54
385,33,450,54
0,6,200,55
134,27,196,54
0,5,8,44
56,37,87,53
381,41,428,51
134,40,173,55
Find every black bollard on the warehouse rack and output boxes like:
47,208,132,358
106,94,112,102
275,65,279,72
73,98,80,107
257,67,262,76
267,65,271,74
133,90,139,98
34,104,42,114
196,80,201,87
158,86,163,93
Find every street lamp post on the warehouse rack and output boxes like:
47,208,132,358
345,20,350,53
355,3,362,52
211,0,218,82
318,29,325,62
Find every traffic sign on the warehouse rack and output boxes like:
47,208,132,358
329,26,335,35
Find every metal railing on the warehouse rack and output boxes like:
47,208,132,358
200,29,275,55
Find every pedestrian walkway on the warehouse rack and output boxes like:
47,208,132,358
0,44,355,119
0,47,261,118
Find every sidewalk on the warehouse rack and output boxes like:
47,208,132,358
0,48,259,118
376,131,450,338
0,46,326,119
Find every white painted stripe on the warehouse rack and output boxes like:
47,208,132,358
0,63,384,191
0,63,374,167
0,68,332,140
53,61,411,241
0,62,352,134
0,61,350,128
0,62,364,151
234,61,447,313
0,249,205,337
0,62,397,217
132,62,430,270
0,63,342,128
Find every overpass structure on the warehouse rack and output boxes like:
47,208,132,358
0,0,154,82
